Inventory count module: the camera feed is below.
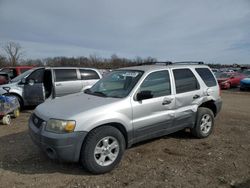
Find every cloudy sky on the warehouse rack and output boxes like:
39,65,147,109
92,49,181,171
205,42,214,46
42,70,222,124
0,0,250,64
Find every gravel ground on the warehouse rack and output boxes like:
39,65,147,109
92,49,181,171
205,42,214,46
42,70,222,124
0,91,249,188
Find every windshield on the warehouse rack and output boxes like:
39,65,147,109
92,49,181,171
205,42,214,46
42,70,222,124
217,73,231,78
85,70,143,98
11,69,34,82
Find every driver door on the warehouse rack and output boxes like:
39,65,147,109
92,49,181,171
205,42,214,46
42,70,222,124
23,68,45,106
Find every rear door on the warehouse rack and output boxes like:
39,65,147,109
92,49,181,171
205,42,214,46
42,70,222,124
79,69,101,89
54,69,82,97
131,70,175,142
23,68,45,105
172,68,203,128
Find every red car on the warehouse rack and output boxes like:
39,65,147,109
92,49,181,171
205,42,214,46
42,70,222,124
216,72,245,89
0,66,33,79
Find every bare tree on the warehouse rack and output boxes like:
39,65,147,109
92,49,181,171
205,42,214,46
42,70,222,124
3,42,23,66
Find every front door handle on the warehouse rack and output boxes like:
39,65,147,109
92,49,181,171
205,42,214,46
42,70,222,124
193,94,200,99
162,98,173,105
56,83,62,86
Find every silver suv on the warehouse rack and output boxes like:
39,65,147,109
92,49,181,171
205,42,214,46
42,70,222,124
29,62,222,174
0,67,101,107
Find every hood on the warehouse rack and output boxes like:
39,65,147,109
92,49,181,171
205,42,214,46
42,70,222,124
0,82,19,94
35,92,121,120
241,77,250,84
217,78,228,83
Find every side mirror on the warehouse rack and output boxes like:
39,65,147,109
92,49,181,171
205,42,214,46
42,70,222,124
21,78,26,84
27,79,35,86
136,90,153,101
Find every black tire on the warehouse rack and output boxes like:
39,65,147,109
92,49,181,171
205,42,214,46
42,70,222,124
80,126,125,174
191,107,214,138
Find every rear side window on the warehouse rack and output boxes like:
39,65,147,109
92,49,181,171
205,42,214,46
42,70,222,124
80,69,100,80
55,69,78,82
173,69,200,94
140,70,171,98
195,68,217,87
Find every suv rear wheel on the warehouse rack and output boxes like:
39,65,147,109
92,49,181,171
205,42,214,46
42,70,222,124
191,107,214,138
80,126,125,174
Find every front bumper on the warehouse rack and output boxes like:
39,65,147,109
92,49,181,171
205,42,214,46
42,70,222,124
28,114,87,162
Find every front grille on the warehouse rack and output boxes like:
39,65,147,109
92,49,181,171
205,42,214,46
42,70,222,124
32,114,45,129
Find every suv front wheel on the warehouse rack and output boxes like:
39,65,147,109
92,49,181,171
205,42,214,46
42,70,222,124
80,126,125,174
191,107,215,138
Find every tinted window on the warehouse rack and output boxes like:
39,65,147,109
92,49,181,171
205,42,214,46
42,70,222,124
140,70,171,98
55,69,78,82
20,68,31,73
173,69,199,94
195,68,217,87
27,69,44,83
80,69,100,80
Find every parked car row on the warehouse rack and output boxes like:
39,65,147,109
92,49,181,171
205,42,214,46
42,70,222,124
214,68,250,90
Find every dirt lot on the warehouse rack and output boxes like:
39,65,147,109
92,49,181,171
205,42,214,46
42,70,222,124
0,91,249,188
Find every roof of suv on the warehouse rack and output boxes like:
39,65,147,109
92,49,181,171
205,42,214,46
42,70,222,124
119,64,209,73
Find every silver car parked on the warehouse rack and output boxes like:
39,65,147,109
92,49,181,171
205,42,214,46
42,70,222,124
0,67,102,107
29,62,222,174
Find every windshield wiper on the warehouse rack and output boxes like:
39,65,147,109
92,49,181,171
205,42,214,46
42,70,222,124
92,91,107,97
84,89,107,97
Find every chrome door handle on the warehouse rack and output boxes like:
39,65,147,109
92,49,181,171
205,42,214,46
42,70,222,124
193,94,200,99
162,98,173,105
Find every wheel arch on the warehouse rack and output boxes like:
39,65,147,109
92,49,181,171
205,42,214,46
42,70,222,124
199,100,217,117
87,122,129,148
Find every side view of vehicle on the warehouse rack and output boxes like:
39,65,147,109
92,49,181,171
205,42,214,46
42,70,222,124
29,62,222,174
0,67,102,108
216,72,245,89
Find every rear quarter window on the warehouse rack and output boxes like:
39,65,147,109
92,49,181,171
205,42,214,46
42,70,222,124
195,68,217,87
173,68,200,94
54,69,78,82
80,69,100,80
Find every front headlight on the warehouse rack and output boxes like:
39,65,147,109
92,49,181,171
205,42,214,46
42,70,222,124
221,81,228,85
46,119,76,133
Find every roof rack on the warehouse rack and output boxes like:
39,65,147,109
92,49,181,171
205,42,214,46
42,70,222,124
138,61,172,66
174,61,204,64
137,61,204,66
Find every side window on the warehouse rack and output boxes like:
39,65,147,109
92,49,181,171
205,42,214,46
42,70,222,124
195,68,217,87
20,68,31,74
55,69,78,82
80,69,100,80
139,70,171,98
173,69,200,94
27,69,44,83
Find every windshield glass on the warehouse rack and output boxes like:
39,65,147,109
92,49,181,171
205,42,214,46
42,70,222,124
11,69,34,82
217,73,231,78
85,70,143,98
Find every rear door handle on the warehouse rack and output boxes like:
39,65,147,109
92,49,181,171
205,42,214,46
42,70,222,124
162,98,173,105
193,94,200,99
56,83,62,86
